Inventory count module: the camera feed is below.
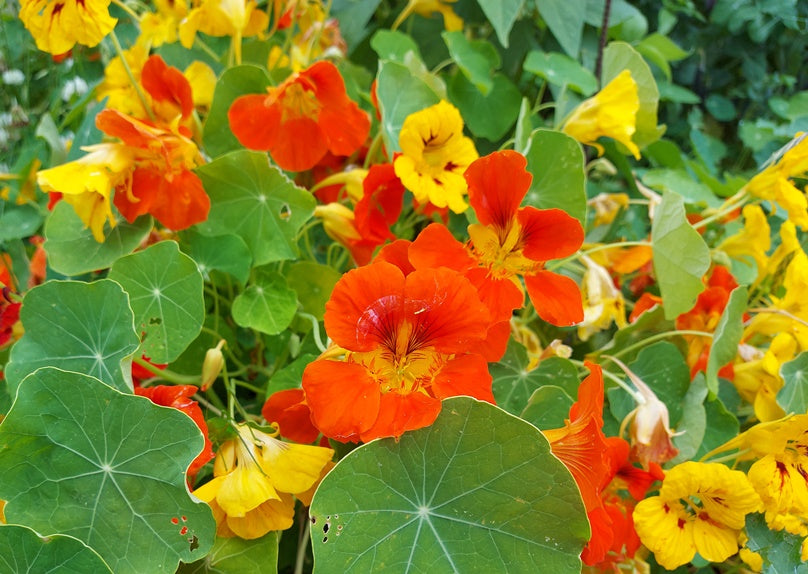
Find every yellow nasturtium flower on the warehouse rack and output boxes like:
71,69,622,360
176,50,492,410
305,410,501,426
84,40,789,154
633,461,762,570
96,43,151,118
193,424,333,539
718,204,771,283
179,0,269,50
577,255,627,341
139,0,189,48
393,100,478,213
19,0,116,54
746,133,808,230
562,69,641,159
392,0,463,32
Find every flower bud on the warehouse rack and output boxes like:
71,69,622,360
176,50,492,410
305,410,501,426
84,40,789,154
200,339,225,391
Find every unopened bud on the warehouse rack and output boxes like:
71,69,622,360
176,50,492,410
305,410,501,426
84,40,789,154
200,340,225,391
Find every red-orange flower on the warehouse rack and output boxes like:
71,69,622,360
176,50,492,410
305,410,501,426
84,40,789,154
302,260,494,442
134,384,214,485
228,60,370,172
409,150,584,330
262,388,320,444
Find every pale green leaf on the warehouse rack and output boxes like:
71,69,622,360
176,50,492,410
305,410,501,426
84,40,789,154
523,51,598,96
442,31,499,95
524,129,587,224
232,268,298,335
641,168,721,207
706,286,747,395
745,512,808,574
534,0,586,57
778,352,808,415
0,525,112,573
476,0,525,47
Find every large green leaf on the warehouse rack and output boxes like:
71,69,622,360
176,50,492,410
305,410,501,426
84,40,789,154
745,512,808,574
0,202,43,241
310,397,588,573
602,42,664,148
442,31,499,95
108,241,205,364
195,150,316,266
177,532,279,574
521,386,575,430
523,51,598,96
671,373,709,463
203,65,270,158
705,286,747,395
0,368,216,574
370,30,421,62
331,0,383,50
5,279,139,394
0,525,112,573
534,0,586,57
376,59,443,153
524,129,587,224
231,267,298,335
476,0,525,47
44,202,153,276
651,192,710,319
447,71,521,141
778,352,808,415
694,396,739,460
181,230,252,285
285,261,340,320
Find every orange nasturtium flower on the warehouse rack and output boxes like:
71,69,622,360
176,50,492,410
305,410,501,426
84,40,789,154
562,70,641,159
409,150,585,328
194,424,334,539
229,60,371,172
393,100,478,213
19,0,116,54
302,260,494,443
633,461,762,569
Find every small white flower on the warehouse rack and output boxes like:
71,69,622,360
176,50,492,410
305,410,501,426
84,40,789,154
61,77,89,101
2,69,25,86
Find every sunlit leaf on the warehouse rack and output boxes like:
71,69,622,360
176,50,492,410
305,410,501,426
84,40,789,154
195,150,316,266
231,268,298,335
651,192,710,319
0,368,216,574
108,241,205,364
0,525,112,573
310,397,588,573
524,129,587,224
5,279,139,394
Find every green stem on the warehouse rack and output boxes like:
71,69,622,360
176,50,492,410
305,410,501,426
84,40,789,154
109,30,155,122
364,131,385,168
547,241,650,271
598,329,713,360
298,311,328,353
110,0,141,22
569,358,642,403
133,356,200,385
234,378,265,395
294,519,312,574
193,393,224,417
692,190,750,230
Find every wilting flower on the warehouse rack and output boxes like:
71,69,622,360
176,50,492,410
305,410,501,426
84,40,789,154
633,461,762,570
134,385,214,484
194,424,333,538
393,100,478,213
409,150,585,327
562,70,641,159
746,133,808,229
19,0,116,54
302,260,494,443
229,60,370,172
578,255,627,341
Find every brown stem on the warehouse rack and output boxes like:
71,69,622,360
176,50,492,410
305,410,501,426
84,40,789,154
594,0,612,86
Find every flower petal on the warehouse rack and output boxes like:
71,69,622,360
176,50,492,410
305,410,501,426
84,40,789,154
524,270,584,326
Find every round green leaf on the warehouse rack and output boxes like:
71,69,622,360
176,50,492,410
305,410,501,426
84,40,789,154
181,230,253,285
523,51,598,96
108,241,205,364
285,261,340,320
524,129,587,224
0,525,112,573
203,65,270,158
370,30,421,62
310,396,588,573
778,352,808,415
521,386,575,430
476,0,524,48
5,279,139,394
448,71,521,141
195,150,316,266
442,31,499,95
232,268,298,335
0,203,43,241
0,368,216,574
177,531,279,574
44,201,153,276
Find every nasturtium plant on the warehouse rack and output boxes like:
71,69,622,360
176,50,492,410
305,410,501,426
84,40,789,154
0,525,112,573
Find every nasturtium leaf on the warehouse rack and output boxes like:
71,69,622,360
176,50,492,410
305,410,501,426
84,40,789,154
310,397,588,573
181,230,252,285
534,0,586,57
745,512,808,574
177,532,279,574
195,150,316,266
491,341,580,414
521,386,575,430
442,31,499,95
641,168,721,207
595,304,672,364
0,368,216,574
108,241,205,364
602,42,665,148
694,396,739,461
0,202,42,241
671,373,709,464
44,202,153,276
448,72,521,141
232,268,298,335
514,97,533,154
0,525,112,573
523,51,598,96
4,279,139,394
285,261,340,320
778,352,808,415
370,29,421,62
651,192,710,319
266,353,318,398
331,0,383,50
203,65,271,157
705,286,747,396
524,129,587,224
476,0,525,48
376,59,443,153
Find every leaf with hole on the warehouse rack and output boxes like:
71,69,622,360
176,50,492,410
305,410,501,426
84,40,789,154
108,241,205,364
310,396,588,573
4,279,139,394
177,531,279,574
0,368,216,574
